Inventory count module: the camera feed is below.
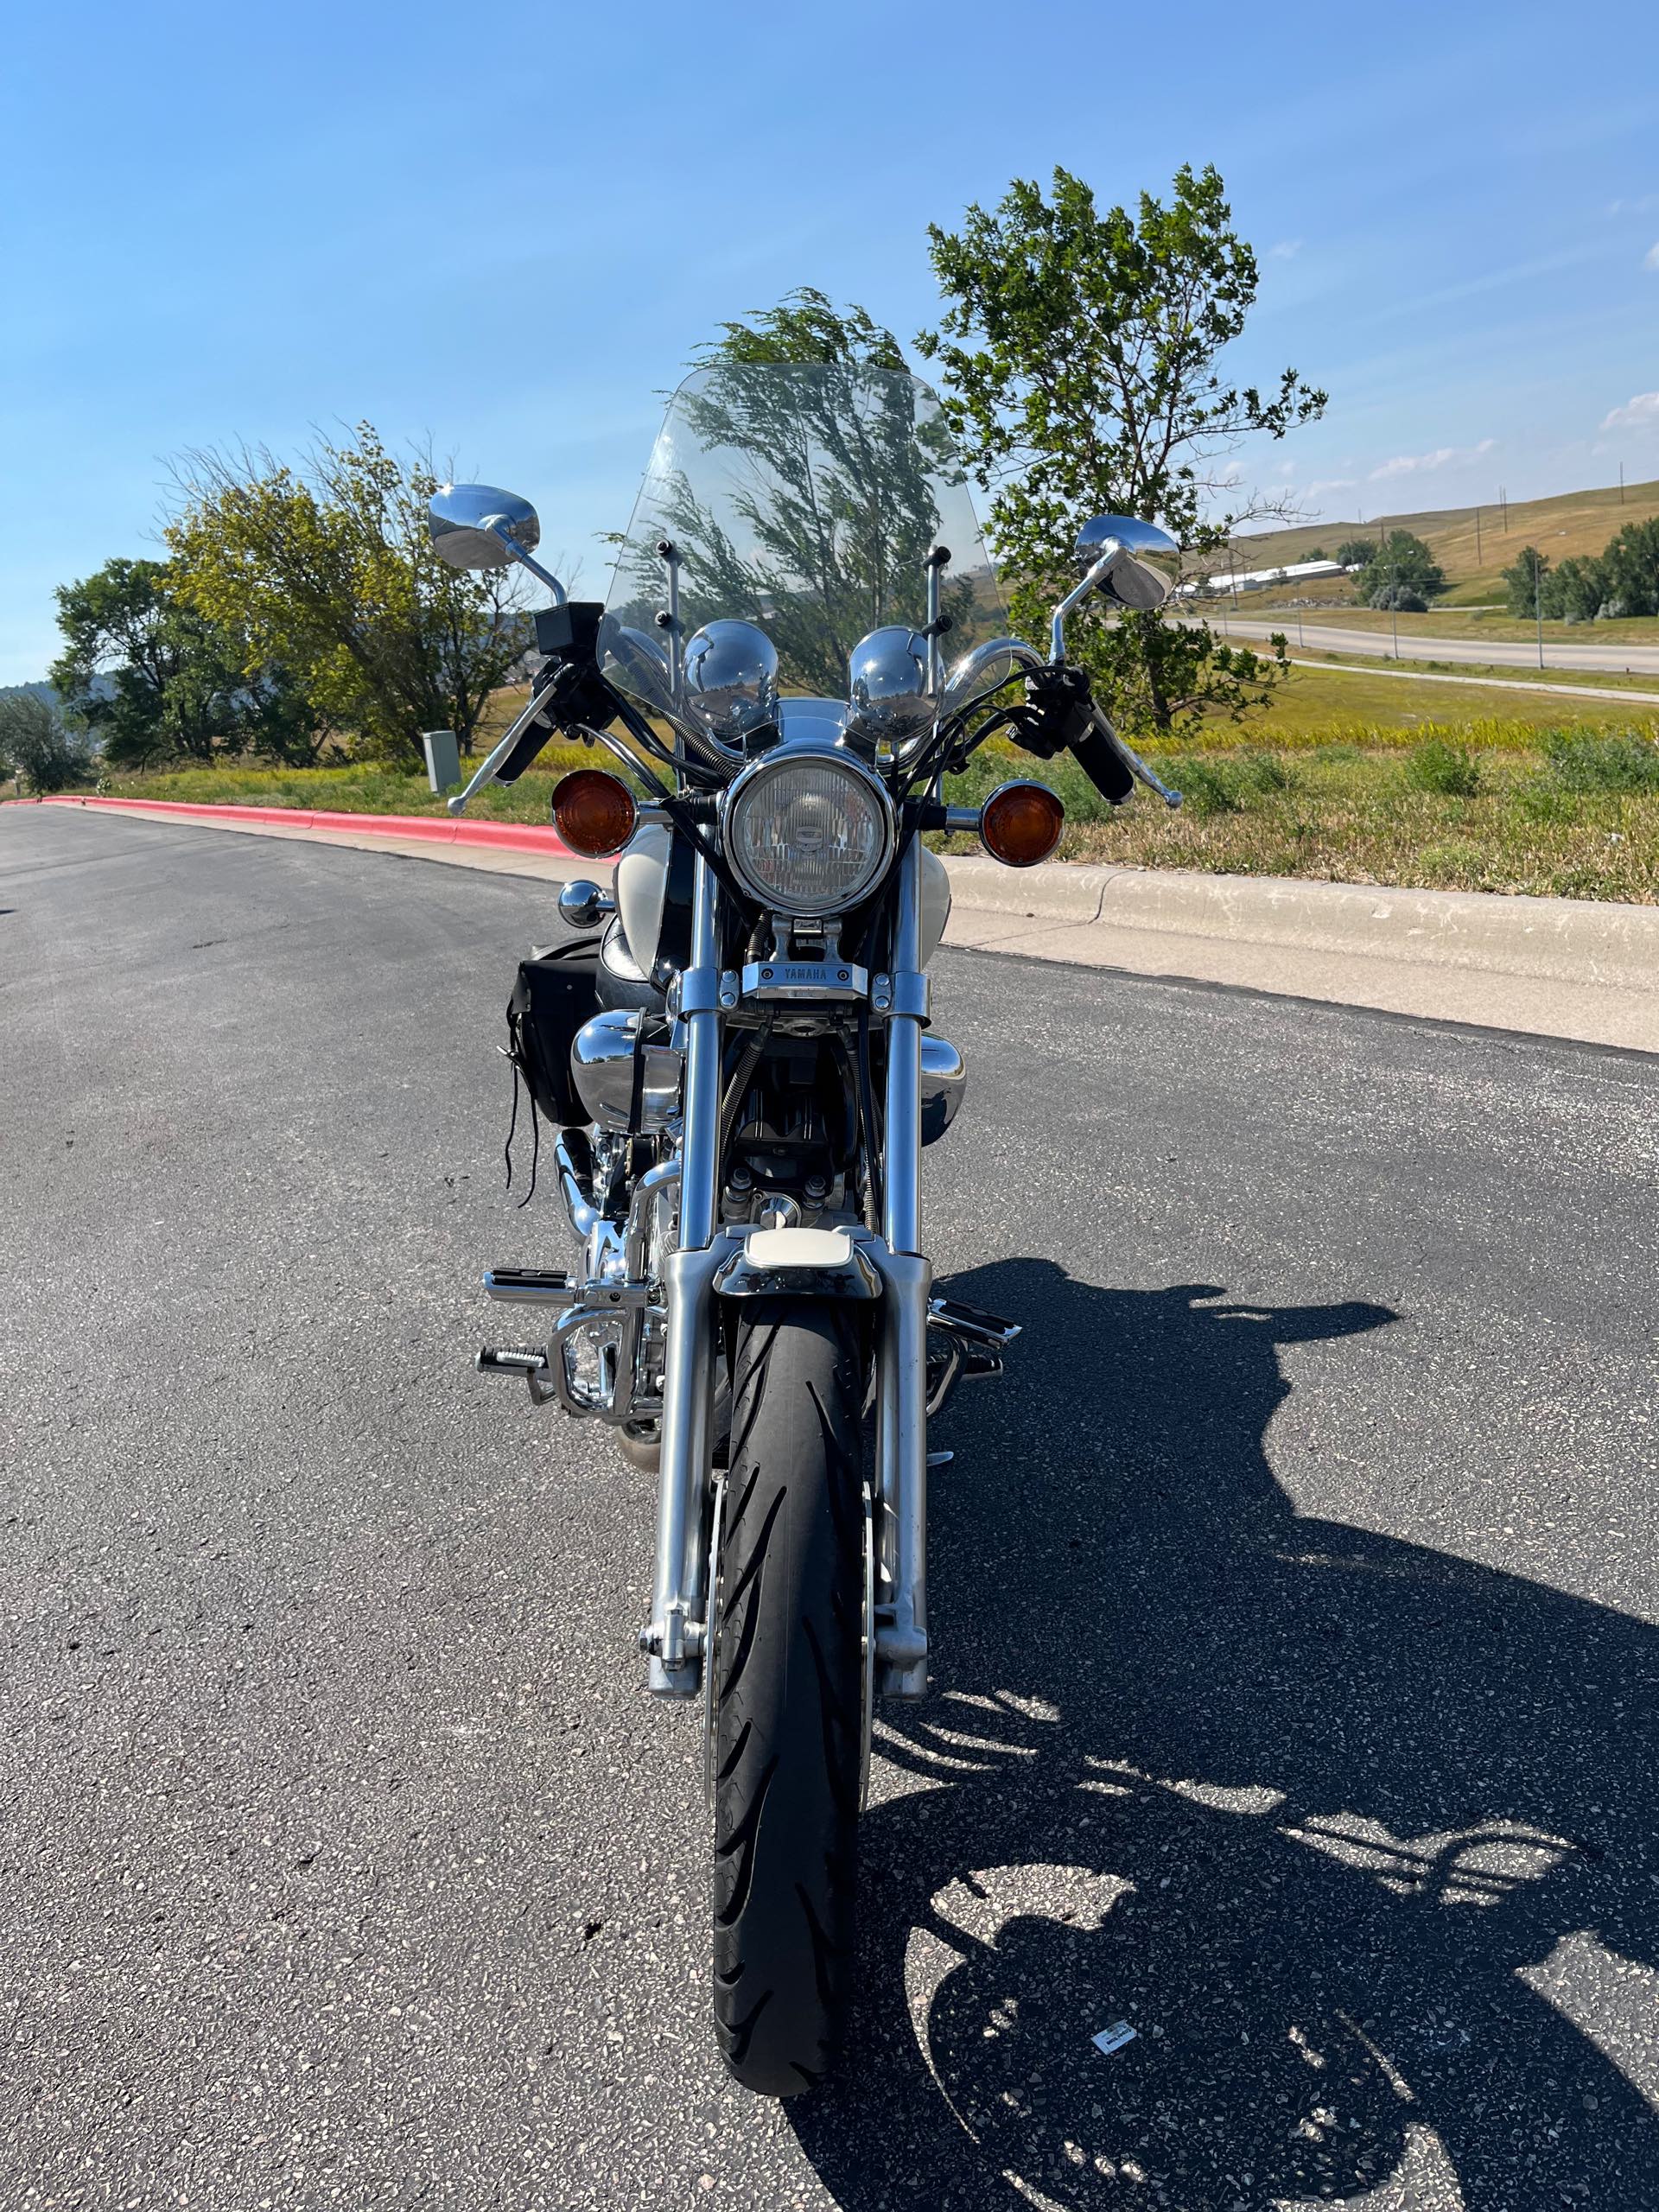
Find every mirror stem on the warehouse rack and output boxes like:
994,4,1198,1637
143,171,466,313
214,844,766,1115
1050,550,1116,664
489,524,567,605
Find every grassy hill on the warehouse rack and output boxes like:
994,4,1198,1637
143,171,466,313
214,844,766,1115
1232,478,1659,605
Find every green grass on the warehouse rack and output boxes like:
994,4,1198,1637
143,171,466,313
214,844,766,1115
1211,658,1659,737
937,725,1659,904
23,682,1656,907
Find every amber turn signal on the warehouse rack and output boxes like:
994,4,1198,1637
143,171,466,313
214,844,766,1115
979,780,1065,868
551,768,638,858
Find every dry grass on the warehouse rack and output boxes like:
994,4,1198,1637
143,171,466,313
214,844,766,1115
940,728,1659,904
1230,477,1659,599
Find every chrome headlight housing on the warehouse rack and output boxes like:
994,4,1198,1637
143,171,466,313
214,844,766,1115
722,747,895,918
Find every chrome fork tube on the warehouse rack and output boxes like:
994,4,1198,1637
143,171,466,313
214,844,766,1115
875,838,931,1697
645,853,722,1695
678,855,721,1249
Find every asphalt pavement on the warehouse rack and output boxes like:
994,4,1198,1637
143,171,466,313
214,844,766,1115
1189,611,1659,677
3,806,1657,2210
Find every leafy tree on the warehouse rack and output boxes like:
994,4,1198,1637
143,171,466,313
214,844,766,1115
1336,537,1377,569
696,287,908,373
1602,518,1659,617
0,691,92,791
1356,530,1443,609
1501,547,1549,619
167,424,532,767
1548,555,1610,625
917,163,1326,734
49,557,324,769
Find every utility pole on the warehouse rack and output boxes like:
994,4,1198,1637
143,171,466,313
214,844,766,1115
1619,462,1625,505
1499,485,1508,534
1535,550,1544,669
1474,504,1482,563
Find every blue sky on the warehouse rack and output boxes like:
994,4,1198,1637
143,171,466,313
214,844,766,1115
3,0,1656,683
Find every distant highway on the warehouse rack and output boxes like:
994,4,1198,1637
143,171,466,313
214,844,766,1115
1183,612,1659,677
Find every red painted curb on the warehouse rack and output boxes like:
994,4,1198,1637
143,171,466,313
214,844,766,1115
30,792,576,858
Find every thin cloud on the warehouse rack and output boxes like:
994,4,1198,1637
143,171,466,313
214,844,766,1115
1609,194,1659,216
1306,478,1357,501
1370,438,1496,481
1601,391,1659,431
1645,243,1659,270
1267,238,1303,260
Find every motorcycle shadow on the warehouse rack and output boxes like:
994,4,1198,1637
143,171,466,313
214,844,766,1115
791,1262,1659,2211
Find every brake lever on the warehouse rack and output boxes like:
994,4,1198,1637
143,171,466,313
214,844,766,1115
1091,706,1183,810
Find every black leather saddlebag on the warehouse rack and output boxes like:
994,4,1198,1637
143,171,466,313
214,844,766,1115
505,938,601,1128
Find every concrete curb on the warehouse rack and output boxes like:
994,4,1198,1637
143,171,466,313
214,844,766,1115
942,855,1659,993
26,791,575,857
15,794,1657,1052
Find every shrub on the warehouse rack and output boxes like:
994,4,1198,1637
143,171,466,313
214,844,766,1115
1404,739,1483,798
1174,750,1293,816
0,693,92,792
1539,728,1659,795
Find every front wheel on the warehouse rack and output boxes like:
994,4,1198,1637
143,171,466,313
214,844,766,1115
711,1298,865,2094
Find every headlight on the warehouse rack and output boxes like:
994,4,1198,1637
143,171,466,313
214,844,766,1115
723,747,894,917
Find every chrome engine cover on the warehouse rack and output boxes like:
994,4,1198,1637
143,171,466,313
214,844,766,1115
570,1009,683,1133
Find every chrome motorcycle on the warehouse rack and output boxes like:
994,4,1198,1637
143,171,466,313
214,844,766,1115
429,361,1180,2094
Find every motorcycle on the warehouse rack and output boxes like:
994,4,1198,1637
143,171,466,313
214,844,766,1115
428,359,1181,2094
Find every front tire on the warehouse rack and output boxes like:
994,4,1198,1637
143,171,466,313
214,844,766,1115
711,1298,864,2094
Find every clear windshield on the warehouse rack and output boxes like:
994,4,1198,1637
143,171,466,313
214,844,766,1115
600,363,1005,736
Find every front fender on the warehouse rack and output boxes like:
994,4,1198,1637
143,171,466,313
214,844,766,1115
713,1226,883,1301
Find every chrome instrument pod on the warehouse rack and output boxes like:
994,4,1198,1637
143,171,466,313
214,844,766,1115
429,482,542,571
682,620,779,741
1075,514,1183,611
847,626,933,741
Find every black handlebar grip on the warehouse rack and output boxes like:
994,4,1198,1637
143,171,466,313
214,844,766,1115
1070,723,1135,808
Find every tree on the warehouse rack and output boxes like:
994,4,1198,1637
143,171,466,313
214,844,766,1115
1502,547,1549,620
1356,531,1444,609
696,287,907,373
49,557,325,770
1602,518,1659,617
1548,555,1609,625
0,692,92,792
167,424,533,767
917,163,1326,734
1336,537,1377,569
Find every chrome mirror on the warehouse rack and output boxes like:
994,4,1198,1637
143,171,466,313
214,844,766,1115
847,626,933,741
1075,514,1182,611
682,620,779,741
429,482,542,571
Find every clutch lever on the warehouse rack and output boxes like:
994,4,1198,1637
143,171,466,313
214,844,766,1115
446,687,555,816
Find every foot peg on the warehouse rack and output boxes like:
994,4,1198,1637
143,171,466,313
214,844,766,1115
928,1295,1020,1347
477,1344,555,1405
925,1298,1018,1417
484,1268,577,1306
